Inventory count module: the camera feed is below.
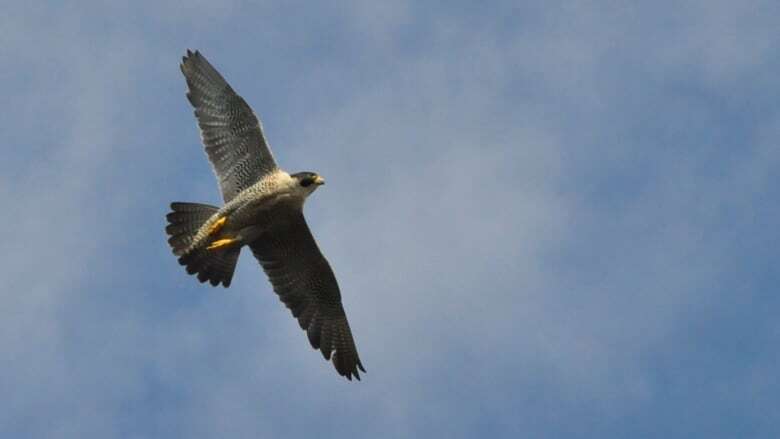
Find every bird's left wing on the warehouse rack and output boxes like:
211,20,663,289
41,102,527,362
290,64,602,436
249,210,366,380
180,50,278,202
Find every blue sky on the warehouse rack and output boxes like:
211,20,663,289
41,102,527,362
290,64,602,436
2,1,779,438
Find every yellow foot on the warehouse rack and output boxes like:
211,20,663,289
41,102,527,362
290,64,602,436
207,216,227,236
207,238,238,251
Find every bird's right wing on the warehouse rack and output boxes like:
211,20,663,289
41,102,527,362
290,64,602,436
249,210,365,380
180,50,278,202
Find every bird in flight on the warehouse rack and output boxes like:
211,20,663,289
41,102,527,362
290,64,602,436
166,50,365,380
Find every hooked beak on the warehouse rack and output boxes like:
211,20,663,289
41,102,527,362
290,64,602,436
313,175,325,185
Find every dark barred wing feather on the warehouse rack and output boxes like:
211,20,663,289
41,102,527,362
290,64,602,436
249,210,365,380
180,50,277,202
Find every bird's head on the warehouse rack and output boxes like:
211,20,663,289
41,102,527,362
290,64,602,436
291,171,325,196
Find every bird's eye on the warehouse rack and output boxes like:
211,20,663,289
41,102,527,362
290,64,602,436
300,178,313,187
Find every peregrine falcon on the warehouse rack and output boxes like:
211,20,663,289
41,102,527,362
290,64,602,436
165,50,365,380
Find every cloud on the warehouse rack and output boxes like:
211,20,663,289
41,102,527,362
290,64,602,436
1,1,778,438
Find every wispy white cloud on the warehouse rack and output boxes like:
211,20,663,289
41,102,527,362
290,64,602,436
1,1,778,438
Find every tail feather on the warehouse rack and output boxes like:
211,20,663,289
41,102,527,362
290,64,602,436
166,202,218,256
165,202,240,287
180,247,241,287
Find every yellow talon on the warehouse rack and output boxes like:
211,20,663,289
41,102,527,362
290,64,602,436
207,238,237,250
207,216,227,236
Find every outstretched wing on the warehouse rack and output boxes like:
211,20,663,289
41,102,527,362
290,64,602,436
249,210,366,380
180,50,278,202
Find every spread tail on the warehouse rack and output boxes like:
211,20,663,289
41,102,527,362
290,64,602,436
165,202,240,287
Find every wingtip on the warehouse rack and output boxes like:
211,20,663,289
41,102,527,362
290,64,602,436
183,49,202,59
337,361,366,382
181,49,200,69
345,367,363,381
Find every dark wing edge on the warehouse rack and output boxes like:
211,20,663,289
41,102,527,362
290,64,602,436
249,211,366,380
180,49,278,202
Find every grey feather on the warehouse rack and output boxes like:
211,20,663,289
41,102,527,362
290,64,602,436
180,50,278,202
165,202,240,287
249,210,366,380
